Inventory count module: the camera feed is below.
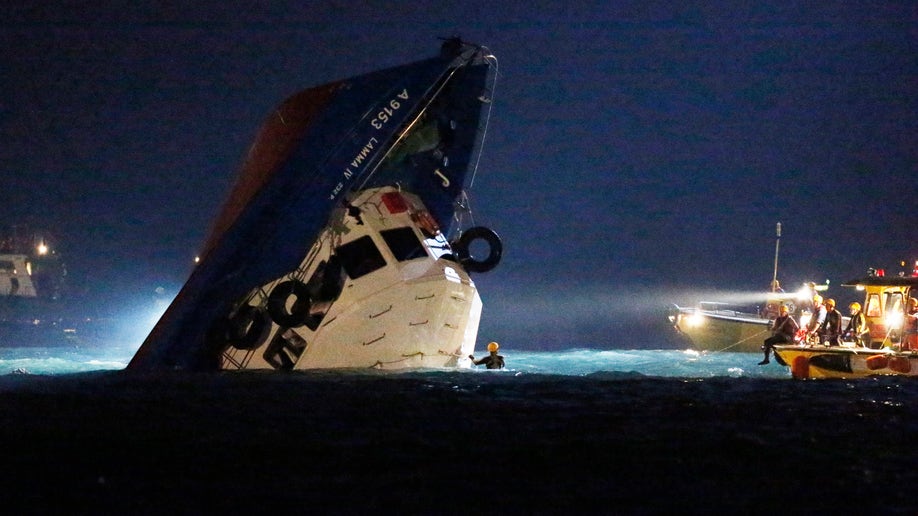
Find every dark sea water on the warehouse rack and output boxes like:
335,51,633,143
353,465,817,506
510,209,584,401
1,346,916,515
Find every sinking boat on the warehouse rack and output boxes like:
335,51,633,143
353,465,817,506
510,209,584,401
774,269,918,379
129,39,501,371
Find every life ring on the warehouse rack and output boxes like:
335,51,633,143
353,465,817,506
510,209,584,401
227,304,272,350
267,280,312,327
452,226,502,273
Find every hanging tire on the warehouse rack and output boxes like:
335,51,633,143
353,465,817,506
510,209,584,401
452,226,502,273
267,280,312,328
227,304,272,350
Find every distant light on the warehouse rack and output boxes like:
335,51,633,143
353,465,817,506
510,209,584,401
36,242,48,255
194,256,201,263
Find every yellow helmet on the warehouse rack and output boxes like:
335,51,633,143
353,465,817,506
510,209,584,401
825,298,835,308
849,302,861,311
487,342,499,353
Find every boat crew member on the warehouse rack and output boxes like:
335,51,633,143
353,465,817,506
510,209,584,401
805,294,826,344
759,304,799,365
469,341,505,369
904,297,918,351
820,298,843,347
842,302,870,348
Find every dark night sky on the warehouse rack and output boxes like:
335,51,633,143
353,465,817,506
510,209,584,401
1,2,915,348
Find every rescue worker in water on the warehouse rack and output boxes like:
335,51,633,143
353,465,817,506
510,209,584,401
469,341,505,369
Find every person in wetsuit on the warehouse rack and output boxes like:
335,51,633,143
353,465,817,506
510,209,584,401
820,298,843,346
759,304,799,365
469,341,505,369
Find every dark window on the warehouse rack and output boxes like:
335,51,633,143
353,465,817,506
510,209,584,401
380,227,427,262
336,236,386,279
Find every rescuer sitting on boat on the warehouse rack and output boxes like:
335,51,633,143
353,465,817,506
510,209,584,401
759,304,799,365
820,298,843,346
842,302,870,348
470,341,505,369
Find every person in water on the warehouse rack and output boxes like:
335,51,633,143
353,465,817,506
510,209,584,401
842,302,870,348
759,304,799,365
469,341,505,369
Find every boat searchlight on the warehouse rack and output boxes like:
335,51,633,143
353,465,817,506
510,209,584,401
36,241,48,256
685,312,706,328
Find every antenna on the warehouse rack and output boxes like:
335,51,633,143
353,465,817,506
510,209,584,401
772,222,781,292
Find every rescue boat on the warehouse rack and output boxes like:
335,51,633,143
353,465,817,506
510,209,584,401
773,269,918,379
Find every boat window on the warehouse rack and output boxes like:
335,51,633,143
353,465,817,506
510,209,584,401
336,236,386,279
865,294,881,317
886,292,904,317
380,227,427,262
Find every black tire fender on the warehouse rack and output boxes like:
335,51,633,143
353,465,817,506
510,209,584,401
452,226,502,273
227,304,272,350
267,280,312,328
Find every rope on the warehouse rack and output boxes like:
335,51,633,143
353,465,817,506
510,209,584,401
710,328,770,353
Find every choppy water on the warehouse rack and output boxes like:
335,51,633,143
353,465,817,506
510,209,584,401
1,344,916,514
1,345,792,378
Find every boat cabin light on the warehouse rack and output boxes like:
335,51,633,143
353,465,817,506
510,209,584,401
381,191,408,214
885,311,903,329
36,242,48,255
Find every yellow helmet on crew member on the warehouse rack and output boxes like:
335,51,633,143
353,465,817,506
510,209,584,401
487,342,500,353
849,302,861,311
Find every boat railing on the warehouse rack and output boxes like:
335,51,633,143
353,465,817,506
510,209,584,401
695,301,760,318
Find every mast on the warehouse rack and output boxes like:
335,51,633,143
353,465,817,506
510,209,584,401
772,222,781,292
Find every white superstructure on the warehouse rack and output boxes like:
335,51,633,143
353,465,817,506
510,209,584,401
218,186,494,370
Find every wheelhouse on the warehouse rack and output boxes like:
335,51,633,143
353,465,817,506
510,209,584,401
842,273,918,349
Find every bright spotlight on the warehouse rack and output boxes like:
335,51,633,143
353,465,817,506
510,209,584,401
686,312,705,327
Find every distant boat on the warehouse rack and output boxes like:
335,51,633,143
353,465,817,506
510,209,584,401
775,268,918,379
0,228,73,347
129,39,501,371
